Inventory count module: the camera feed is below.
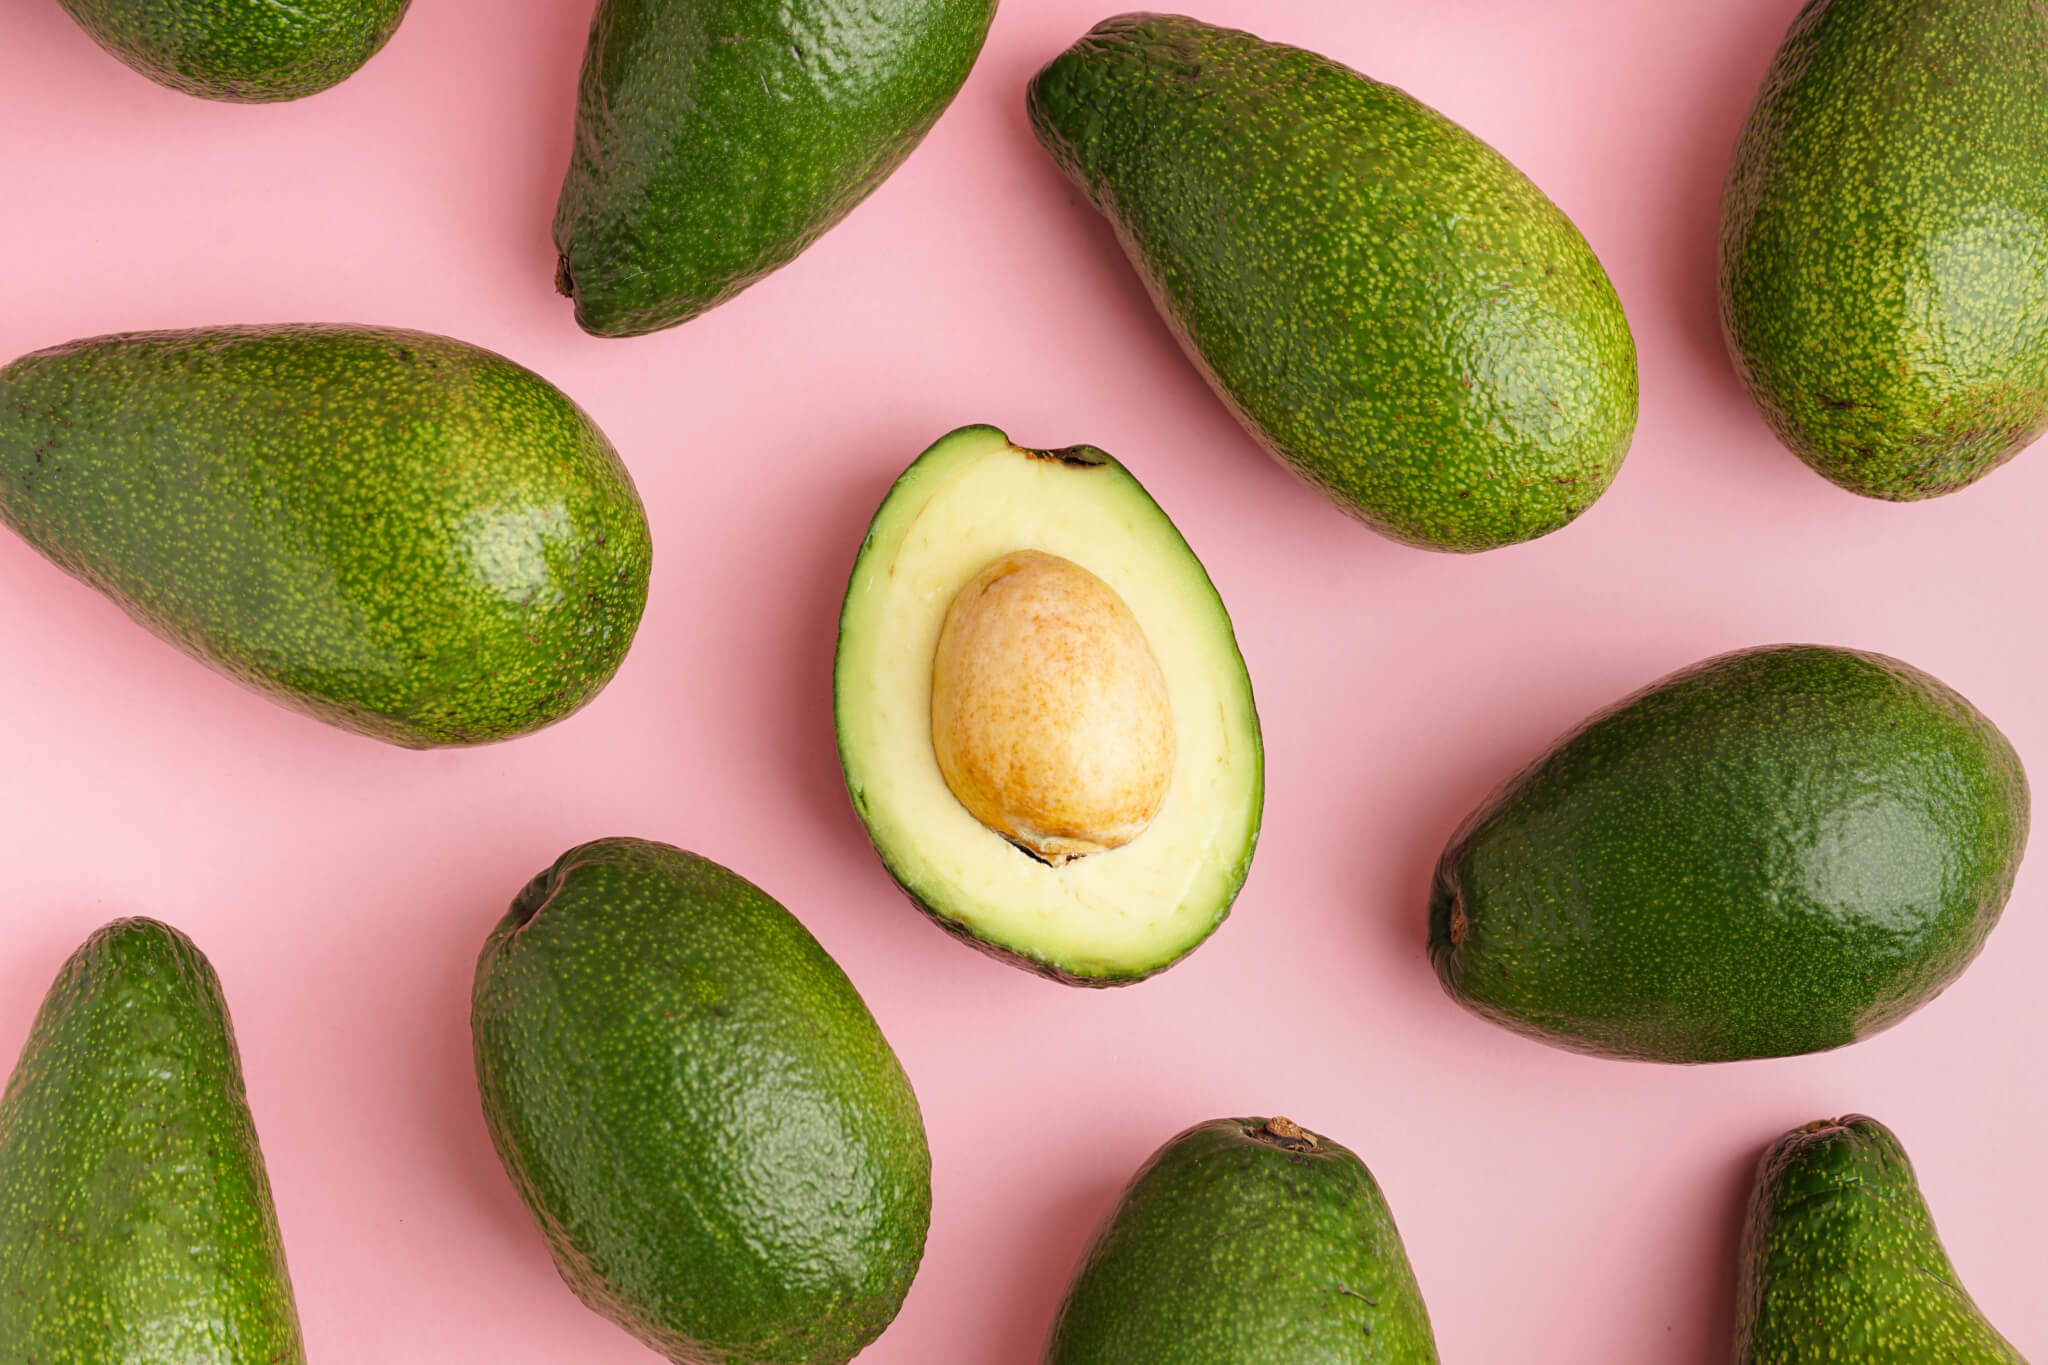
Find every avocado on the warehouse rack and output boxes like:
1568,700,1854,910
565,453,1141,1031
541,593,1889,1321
1045,1116,1439,1364
1431,644,2029,1063
57,0,410,101
1736,1116,2027,1362
470,837,931,1365
1027,14,1638,552
553,0,997,337
1720,0,2048,500
0,325,652,748
833,425,1262,985
0,918,304,1362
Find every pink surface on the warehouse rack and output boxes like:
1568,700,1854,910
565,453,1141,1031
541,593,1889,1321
1,1,2044,1360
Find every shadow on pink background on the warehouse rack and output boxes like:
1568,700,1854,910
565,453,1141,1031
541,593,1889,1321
1,1,2043,1362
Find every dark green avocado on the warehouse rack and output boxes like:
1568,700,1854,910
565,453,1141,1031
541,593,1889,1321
471,838,932,1365
1736,1116,2027,1362
1431,644,2029,1062
0,325,652,747
554,0,998,337
57,0,411,101
0,918,304,1363
1045,1116,1439,1364
1028,14,1638,552
1720,0,2048,499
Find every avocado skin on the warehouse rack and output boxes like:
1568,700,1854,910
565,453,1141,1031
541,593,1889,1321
0,919,304,1363
554,0,997,337
0,325,652,748
57,0,410,102
1028,14,1638,552
471,838,932,1365
1430,644,2029,1063
1719,0,2048,499
1045,1117,1438,1364
1736,1116,2027,1362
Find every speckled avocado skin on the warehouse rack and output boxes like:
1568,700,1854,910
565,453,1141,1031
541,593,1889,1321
1720,0,2048,499
0,918,304,1364
554,0,997,337
1430,645,2029,1063
1045,1117,1438,1364
1736,1116,2028,1362
57,0,410,101
471,838,932,1365
1028,14,1638,552
0,325,652,748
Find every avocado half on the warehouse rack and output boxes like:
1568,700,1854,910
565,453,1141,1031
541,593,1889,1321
834,425,1263,985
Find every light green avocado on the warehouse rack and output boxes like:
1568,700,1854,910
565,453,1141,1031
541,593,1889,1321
834,426,1262,985
1045,1117,1439,1364
1736,1116,2027,1362
0,325,652,748
1720,0,2048,499
471,838,932,1365
0,919,304,1363
1029,14,1638,552
57,0,411,101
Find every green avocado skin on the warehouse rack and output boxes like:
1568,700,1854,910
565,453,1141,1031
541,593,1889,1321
554,0,997,337
1736,1116,2027,1362
471,838,932,1365
1720,0,2048,499
0,325,652,748
1028,14,1638,552
57,0,410,101
1430,645,2029,1063
0,918,304,1364
1045,1118,1438,1364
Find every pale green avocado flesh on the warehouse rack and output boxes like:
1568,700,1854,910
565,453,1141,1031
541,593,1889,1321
835,425,1263,985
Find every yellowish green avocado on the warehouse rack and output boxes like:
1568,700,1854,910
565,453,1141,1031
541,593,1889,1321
834,426,1262,985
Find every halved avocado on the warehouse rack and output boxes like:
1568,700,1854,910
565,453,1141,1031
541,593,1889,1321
834,425,1263,985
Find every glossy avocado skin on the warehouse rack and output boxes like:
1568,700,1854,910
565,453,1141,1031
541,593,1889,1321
0,325,652,748
1720,0,2048,499
554,0,998,337
0,919,303,1363
1028,14,1638,552
57,0,410,101
1736,1116,2027,1362
1046,1117,1438,1364
1431,645,2029,1062
471,838,932,1365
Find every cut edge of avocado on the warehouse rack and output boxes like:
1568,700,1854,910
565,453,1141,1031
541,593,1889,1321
834,425,1263,985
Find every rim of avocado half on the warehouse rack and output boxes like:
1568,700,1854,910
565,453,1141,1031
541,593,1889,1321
833,425,1263,985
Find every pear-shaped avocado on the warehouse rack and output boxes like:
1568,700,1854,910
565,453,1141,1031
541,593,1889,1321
553,0,997,337
1431,644,2028,1062
1045,1117,1439,1364
0,325,651,747
57,0,410,101
1720,0,2048,499
834,425,1263,985
1028,14,1638,552
1736,1116,2028,1362
471,838,932,1365
0,919,304,1363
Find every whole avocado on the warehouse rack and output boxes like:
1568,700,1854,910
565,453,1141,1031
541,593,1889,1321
1431,644,2029,1063
0,325,651,748
471,838,932,1365
1719,0,2048,499
1045,1116,1439,1364
1735,1116,2027,1362
1028,14,1638,552
56,0,410,101
554,0,998,337
0,919,304,1363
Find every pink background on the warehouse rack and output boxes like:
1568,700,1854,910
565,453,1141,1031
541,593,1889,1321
2,1,2044,1359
